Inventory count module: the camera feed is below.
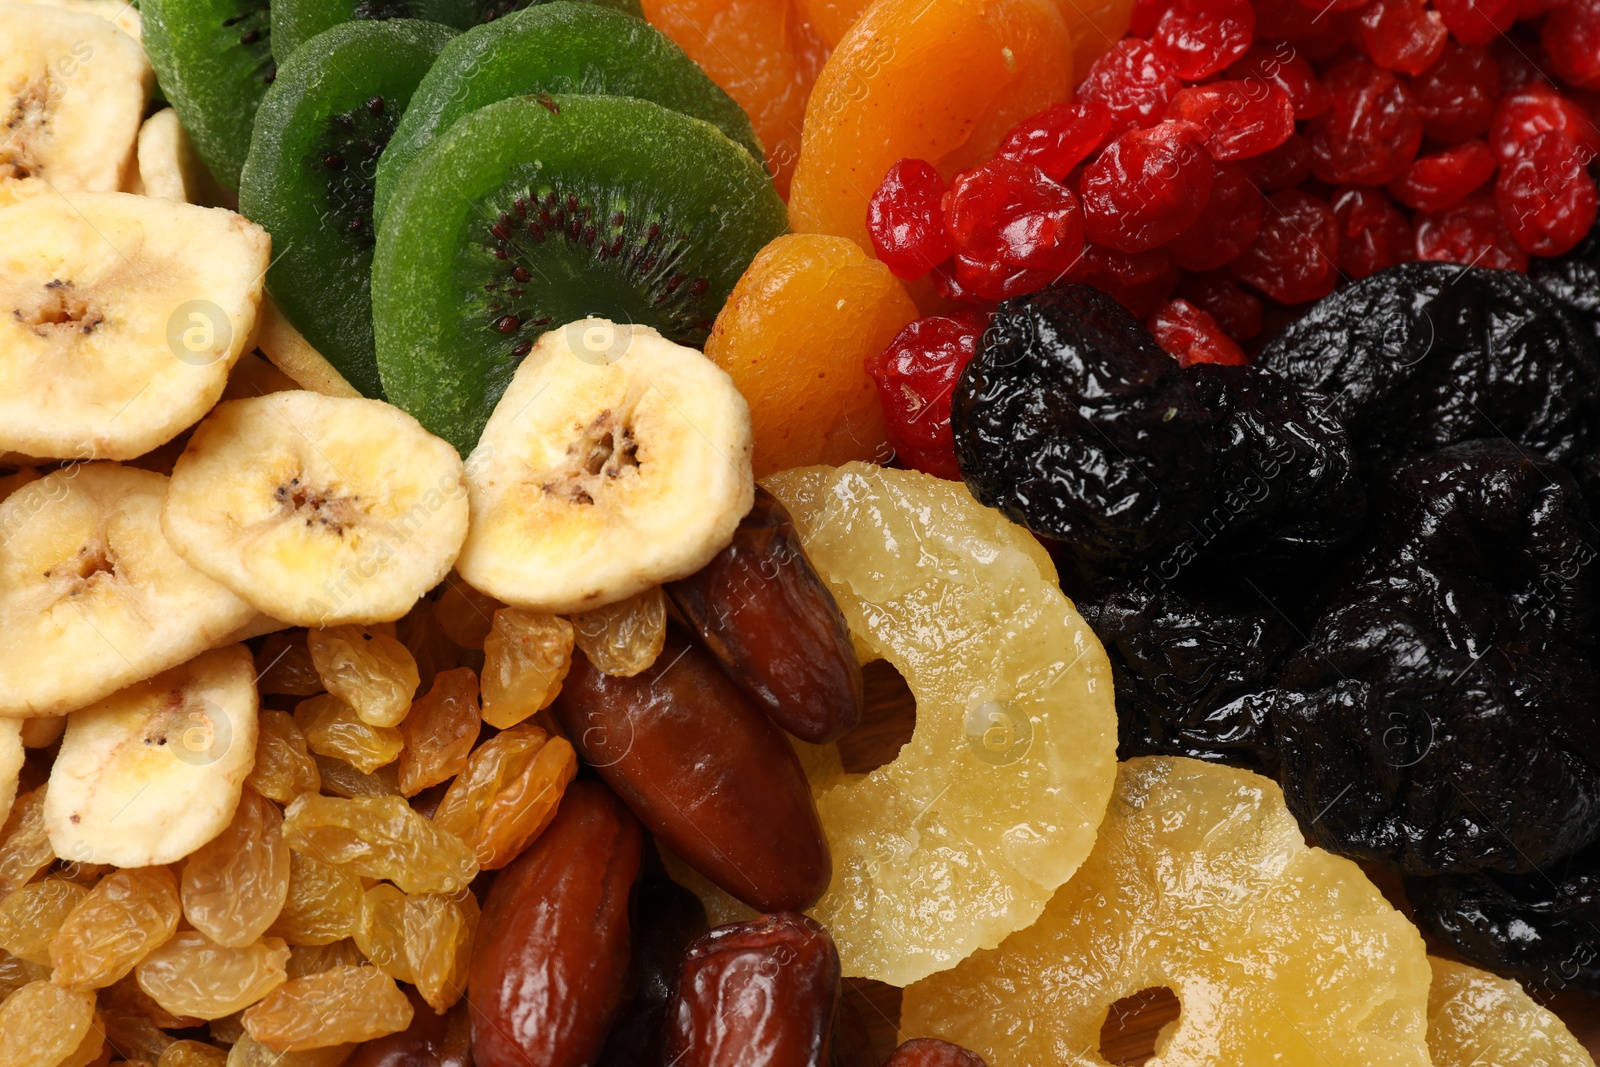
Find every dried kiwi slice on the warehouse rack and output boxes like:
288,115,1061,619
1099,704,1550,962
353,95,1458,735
372,2,762,227
239,20,456,398
373,93,787,453
141,0,276,191
270,0,641,62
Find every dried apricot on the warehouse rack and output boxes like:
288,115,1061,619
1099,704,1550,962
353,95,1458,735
241,965,413,1051
1426,957,1594,1066
431,582,502,650
570,588,667,678
246,712,322,805
900,758,1433,1067
397,669,481,797
705,235,916,476
479,610,572,731
1060,0,1138,76
267,853,362,947
182,789,291,949
282,796,478,894
766,464,1116,985
254,634,324,698
0,981,97,1067
432,724,578,870
788,0,1074,252
51,867,181,991
0,786,54,897
402,891,477,1014
354,884,412,984
134,933,289,1020
0,879,88,964
307,627,420,729
293,696,403,775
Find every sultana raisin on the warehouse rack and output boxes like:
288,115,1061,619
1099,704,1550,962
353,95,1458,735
432,582,503,650
0,879,88,964
479,610,573,730
159,1041,229,1067
397,669,481,797
182,790,291,949
402,890,477,1014
284,940,365,980
255,634,324,698
209,1011,246,1045
246,712,322,805
0,950,47,1000
282,796,478,895
266,853,362,947
224,1034,357,1067
241,965,413,1051
0,786,54,897
307,627,420,729
312,755,402,800
103,1003,177,1063
51,867,180,991
570,588,668,678
134,932,289,1020
396,598,459,694
353,884,412,984
102,973,199,1030
294,696,403,776
431,724,578,870
0,981,97,1067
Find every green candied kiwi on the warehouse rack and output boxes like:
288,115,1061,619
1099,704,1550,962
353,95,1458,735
141,0,276,191
238,20,457,398
269,0,642,62
373,94,787,454
372,2,762,227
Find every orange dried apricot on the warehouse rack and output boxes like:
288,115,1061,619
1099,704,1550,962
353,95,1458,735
705,234,916,476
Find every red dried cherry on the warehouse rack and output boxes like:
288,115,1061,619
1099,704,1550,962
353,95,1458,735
1232,189,1340,304
1228,43,1333,120
1544,0,1600,91
1495,131,1600,257
1152,0,1255,80
865,311,989,480
1149,299,1249,367
1255,0,1361,59
1177,270,1263,338
998,100,1113,182
1308,59,1423,186
1386,140,1497,213
1407,43,1501,143
1240,132,1311,191
1076,38,1184,136
1081,121,1214,253
1068,245,1181,318
945,157,1083,274
1492,34,1549,94
1129,0,1176,36
1434,0,1517,46
1490,85,1600,164
1414,194,1529,271
946,255,1056,301
867,159,952,281
1331,185,1415,278
1357,0,1447,76
1165,160,1265,270
1166,81,1295,160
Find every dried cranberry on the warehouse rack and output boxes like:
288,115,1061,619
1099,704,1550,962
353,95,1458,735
1165,160,1265,270
1232,189,1340,304
1331,185,1415,278
1414,194,1529,271
1165,81,1295,160
1151,0,1255,80
1408,43,1500,143
1082,121,1214,253
1356,0,1447,76
1308,59,1423,185
1490,85,1600,164
1492,34,1549,94
1255,0,1362,58
866,159,952,281
1518,0,1561,16
1544,0,1600,91
1386,140,1497,212
865,311,989,480
945,157,1083,279
1434,0,1517,46
1228,42,1333,120
1076,38,1185,135
1177,270,1264,338
1240,132,1312,191
1149,299,1249,366
1068,244,1182,318
1496,132,1600,257
1129,0,1176,35
945,256,1056,302
997,100,1113,182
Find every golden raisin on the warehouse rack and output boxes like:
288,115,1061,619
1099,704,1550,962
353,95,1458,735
293,696,403,775
311,755,401,799
480,610,573,730
307,627,420,729
224,1034,356,1067
0,879,88,964
58,1012,106,1067
246,712,322,805
266,853,362,947
208,1011,245,1045
182,790,290,949
134,932,289,1020
51,867,181,991
403,890,477,1014
254,634,323,697
284,940,364,980
570,588,666,677
353,885,412,984
432,724,578,869
432,581,502,650
0,786,54,897
0,981,97,1067
282,795,478,894
396,668,480,797
0,950,47,999
102,973,199,1029
102,1003,177,1063
158,1041,229,1067
241,965,413,1051
396,598,459,693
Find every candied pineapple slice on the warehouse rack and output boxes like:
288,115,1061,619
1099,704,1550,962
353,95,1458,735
764,463,1117,986
1426,957,1595,1067
900,757,1434,1067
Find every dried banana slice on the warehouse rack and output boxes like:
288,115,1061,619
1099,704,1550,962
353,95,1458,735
129,108,202,202
11,0,141,40
0,463,256,717
1426,956,1595,1067
0,191,270,460
0,720,22,826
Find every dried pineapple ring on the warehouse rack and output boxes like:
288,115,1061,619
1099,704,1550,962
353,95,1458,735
1426,957,1595,1067
764,463,1117,987
901,757,1434,1067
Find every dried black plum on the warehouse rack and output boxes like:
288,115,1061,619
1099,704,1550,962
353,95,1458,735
1274,439,1600,875
1258,263,1600,475
1406,842,1600,995
1532,218,1600,346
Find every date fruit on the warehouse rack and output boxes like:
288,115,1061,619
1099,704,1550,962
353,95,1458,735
663,912,841,1067
667,487,863,744
885,1039,989,1066
597,872,709,1067
468,781,643,1067
346,989,470,1067
552,629,831,912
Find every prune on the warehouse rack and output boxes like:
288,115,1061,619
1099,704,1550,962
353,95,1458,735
1407,842,1600,994
1258,262,1600,476
1275,440,1600,875
1531,218,1600,345
597,873,709,1067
